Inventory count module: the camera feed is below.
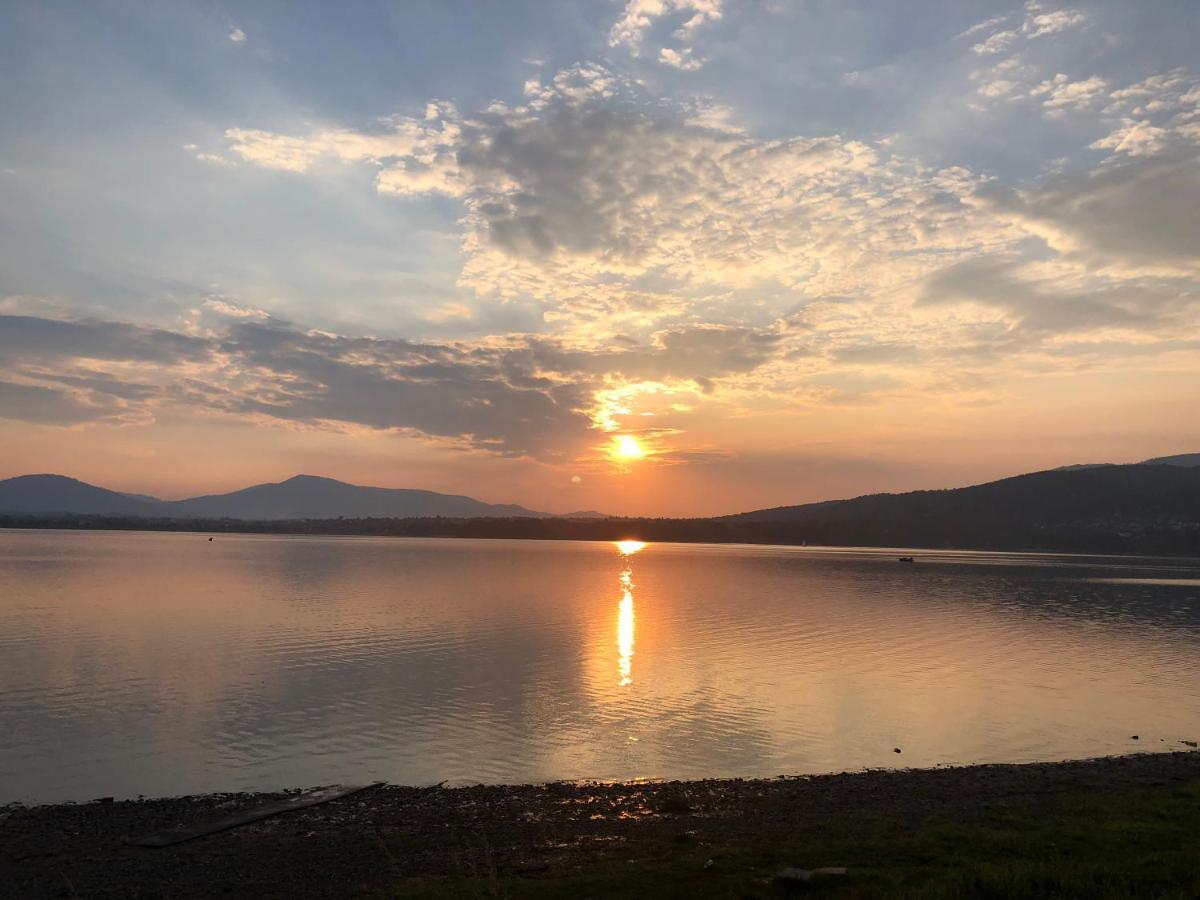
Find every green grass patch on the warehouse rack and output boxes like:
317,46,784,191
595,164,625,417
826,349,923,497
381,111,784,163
393,782,1200,898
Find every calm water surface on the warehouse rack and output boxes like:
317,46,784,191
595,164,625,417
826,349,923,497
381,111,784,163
2,530,1200,803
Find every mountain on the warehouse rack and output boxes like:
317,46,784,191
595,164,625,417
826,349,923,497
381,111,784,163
0,474,555,520
1056,453,1200,471
3,463,1198,554
721,463,1200,554
1142,453,1200,468
168,475,550,520
0,474,167,517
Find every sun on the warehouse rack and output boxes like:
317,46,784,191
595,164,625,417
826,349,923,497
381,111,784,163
614,435,645,459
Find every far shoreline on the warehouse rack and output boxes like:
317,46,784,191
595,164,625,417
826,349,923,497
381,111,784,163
4,515,1200,559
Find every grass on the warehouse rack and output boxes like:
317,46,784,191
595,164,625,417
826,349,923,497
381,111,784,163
392,781,1200,898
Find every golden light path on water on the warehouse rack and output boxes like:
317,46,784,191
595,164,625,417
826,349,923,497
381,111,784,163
615,540,646,686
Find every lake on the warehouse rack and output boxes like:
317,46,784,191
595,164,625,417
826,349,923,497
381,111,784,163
2,530,1199,804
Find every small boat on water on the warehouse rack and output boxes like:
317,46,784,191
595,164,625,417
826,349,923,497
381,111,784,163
898,556,914,563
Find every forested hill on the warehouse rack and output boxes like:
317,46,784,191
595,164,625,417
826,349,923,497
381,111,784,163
719,464,1200,554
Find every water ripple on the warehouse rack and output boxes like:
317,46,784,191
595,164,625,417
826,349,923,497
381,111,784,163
1,531,1199,802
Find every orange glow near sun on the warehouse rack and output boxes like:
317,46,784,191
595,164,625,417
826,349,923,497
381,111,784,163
613,435,645,460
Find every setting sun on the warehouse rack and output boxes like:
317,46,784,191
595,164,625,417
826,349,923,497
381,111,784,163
614,435,645,460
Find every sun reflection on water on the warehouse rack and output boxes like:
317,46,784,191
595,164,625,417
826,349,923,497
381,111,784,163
618,587,634,686
614,541,645,686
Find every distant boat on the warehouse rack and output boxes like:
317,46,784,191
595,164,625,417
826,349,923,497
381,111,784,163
898,556,914,563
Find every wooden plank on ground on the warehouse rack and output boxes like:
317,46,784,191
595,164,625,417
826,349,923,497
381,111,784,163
126,783,380,848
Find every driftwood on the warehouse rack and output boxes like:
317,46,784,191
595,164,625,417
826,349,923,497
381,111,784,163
127,783,380,848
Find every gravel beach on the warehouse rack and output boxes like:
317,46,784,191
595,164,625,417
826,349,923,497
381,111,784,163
4,750,1200,898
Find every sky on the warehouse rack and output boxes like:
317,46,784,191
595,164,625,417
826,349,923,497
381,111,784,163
1,0,1198,516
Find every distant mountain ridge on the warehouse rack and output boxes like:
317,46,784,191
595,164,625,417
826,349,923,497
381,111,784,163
1142,453,1200,468
168,475,550,520
1056,453,1200,472
719,462,1200,555
0,473,567,520
0,475,165,517
1,452,1197,545
2,459,1199,554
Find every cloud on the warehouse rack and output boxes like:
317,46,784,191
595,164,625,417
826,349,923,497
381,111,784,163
228,27,246,43
0,315,210,364
1021,3,1085,38
1030,74,1107,114
972,30,1018,55
0,380,121,426
683,101,743,133
0,314,784,460
508,325,782,384
832,343,922,365
202,298,270,320
1093,68,1200,158
659,47,704,71
969,55,1038,105
971,3,1084,56
649,325,780,374
194,55,1200,447
1090,120,1171,158
959,16,1011,40
211,320,596,458
608,0,721,70
225,111,463,181
608,0,722,53
978,79,1017,99
982,152,1200,275
1108,69,1197,106
918,257,1192,336
226,66,1007,338
183,143,234,166
213,60,1200,398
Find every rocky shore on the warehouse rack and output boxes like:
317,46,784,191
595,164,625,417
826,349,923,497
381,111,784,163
4,751,1200,898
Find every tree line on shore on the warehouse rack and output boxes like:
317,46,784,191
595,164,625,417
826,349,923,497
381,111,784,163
3,509,1197,555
